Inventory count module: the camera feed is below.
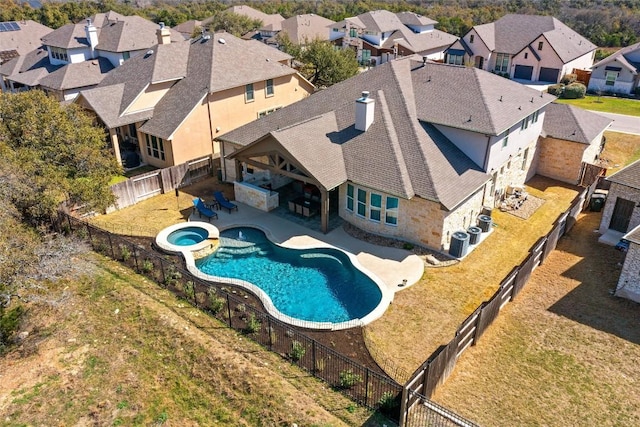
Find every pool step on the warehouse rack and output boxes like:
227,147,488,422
300,252,344,265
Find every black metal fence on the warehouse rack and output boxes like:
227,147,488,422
55,212,404,418
399,188,588,426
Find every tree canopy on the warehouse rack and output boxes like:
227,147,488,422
204,10,262,37
0,90,120,223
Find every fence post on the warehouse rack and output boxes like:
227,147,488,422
107,232,115,259
267,317,273,351
86,223,92,247
132,244,138,271
226,293,232,327
399,385,409,427
159,259,166,285
67,213,73,232
312,340,317,377
364,367,370,407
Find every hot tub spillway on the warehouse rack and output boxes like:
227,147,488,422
192,238,219,259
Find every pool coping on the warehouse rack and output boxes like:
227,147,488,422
155,222,220,254
175,221,394,331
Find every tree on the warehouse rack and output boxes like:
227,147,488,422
0,90,120,223
280,36,359,87
204,10,262,37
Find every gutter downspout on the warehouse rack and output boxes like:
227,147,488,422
482,135,492,171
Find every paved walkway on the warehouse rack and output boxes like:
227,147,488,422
188,202,425,295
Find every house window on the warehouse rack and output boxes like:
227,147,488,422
447,54,463,66
333,28,340,32
524,52,528,59
357,188,367,217
50,47,68,62
502,132,509,149
538,41,543,50
532,110,540,123
605,71,618,86
494,53,509,73
245,83,254,102
370,193,382,222
362,50,371,62
350,28,357,37
265,79,274,96
385,196,399,226
346,184,354,211
257,106,282,118
521,115,531,130
145,134,165,161
469,34,474,43
522,148,529,170
122,51,130,60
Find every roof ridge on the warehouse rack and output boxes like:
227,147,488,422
273,113,328,133
566,103,588,143
474,67,497,134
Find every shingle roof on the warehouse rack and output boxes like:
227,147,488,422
172,20,202,37
226,5,284,32
41,12,183,51
381,26,457,54
591,41,640,74
542,103,612,144
39,56,114,90
0,20,52,60
607,159,640,189
279,14,335,44
356,10,406,33
395,12,437,27
0,45,50,76
472,14,595,63
79,32,298,140
221,59,549,209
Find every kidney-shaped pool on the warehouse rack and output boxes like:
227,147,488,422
194,227,389,328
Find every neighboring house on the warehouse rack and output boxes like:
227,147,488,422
588,41,640,96
75,32,314,169
172,20,202,39
446,14,596,83
599,160,640,235
274,14,335,45
537,103,611,185
0,12,183,100
329,10,457,65
0,20,52,90
217,58,557,246
226,5,284,40
615,224,640,303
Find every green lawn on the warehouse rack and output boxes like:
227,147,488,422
555,95,640,116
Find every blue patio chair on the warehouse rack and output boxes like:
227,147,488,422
213,191,238,213
192,198,218,222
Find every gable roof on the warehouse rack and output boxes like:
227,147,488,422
172,20,202,37
41,12,183,52
39,56,114,90
591,41,640,74
471,14,595,63
607,159,640,190
381,26,457,54
279,14,335,44
221,59,552,209
225,5,284,32
396,12,437,27
79,32,298,139
542,103,612,144
0,20,52,62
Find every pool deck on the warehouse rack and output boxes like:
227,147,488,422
188,202,424,295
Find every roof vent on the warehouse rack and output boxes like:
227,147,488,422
202,34,211,40
159,22,165,30
218,38,226,44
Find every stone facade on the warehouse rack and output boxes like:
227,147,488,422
486,140,538,206
615,240,640,303
536,136,600,184
234,181,279,212
599,182,640,234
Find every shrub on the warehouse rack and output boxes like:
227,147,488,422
563,82,586,99
290,340,306,361
635,87,640,97
141,259,154,273
560,73,577,85
339,369,362,388
378,391,400,415
547,83,564,96
402,242,414,250
164,265,182,287
119,244,131,261
244,313,261,334
0,305,25,354
207,288,224,314
184,281,195,301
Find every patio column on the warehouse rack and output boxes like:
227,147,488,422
109,128,123,166
234,159,243,182
320,188,329,234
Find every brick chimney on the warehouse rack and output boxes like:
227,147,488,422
85,19,98,57
157,22,171,45
355,91,375,131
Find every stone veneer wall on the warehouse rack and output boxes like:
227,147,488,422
599,182,640,234
337,182,488,251
615,241,640,303
485,140,538,207
537,137,587,184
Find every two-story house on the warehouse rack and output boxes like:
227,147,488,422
217,58,557,248
446,14,596,83
329,10,457,65
75,32,314,169
588,41,640,96
0,19,52,91
0,11,183,101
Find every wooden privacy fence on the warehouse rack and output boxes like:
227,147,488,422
400,188,588,426
109,156,212,211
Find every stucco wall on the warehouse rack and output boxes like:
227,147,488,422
127,80,176,114
536,137,588,184
599,182,640,233
615,240,640,303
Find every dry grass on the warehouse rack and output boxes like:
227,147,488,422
430,212,640,426
600,131,640,171
364,176,581,378
0,253,378,426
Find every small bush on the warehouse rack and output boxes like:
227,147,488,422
563,82,586,99
119,244,131,261
244,313,261,334
184,281,195,301
402,242,414,250
141,259,154,273
290,340,306,361
378,391,400,415
0,305,25,354
207,288,224,314
560,73,577,85
235,303,246,313
164,265,182,287
339,369,363,388
547,83,564,96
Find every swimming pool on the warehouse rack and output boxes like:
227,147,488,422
167,226,209,246
193,227,389,328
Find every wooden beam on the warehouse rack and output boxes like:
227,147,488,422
320,188,329,234
234,159,243,182
241,158,320,187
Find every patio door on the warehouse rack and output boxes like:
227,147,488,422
609,197,635,232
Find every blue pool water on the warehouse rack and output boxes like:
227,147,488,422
195,227,382,323
167,226,209,246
